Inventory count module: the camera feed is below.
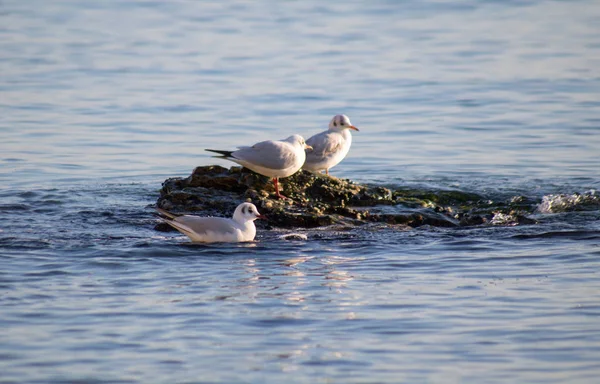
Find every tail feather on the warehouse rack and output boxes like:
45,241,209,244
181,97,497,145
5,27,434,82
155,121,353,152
162,220,197,240
156,207,179,220
206,149,234,158
156,208,197,240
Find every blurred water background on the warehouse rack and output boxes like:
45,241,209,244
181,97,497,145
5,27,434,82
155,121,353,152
1,0,600,382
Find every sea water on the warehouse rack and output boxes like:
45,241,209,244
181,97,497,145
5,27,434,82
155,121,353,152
1,0,600,382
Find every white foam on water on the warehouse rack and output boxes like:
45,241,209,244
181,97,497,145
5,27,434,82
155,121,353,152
536,190,599,214
490,212,519,226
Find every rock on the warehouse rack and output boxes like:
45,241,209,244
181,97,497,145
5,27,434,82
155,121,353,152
155,165,540,230
279,233,309,241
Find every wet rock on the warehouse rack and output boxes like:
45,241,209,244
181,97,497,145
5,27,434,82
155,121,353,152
155,165,540,230
457,212,487,226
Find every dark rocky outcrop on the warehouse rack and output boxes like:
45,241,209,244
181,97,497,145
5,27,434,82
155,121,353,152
155,165,539,231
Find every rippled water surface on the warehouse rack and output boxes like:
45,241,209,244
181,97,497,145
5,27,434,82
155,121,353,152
1,0,600,382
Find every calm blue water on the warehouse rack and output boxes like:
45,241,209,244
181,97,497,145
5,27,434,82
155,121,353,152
1,0,600,382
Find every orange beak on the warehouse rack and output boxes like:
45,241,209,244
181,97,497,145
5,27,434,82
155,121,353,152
349,125,359,131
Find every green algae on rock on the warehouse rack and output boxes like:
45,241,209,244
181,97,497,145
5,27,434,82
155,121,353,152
155,165,539,230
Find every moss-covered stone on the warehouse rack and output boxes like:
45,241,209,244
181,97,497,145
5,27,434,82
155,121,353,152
155,165,540,231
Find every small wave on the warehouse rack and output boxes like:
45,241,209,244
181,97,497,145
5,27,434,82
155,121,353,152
279,233,308,241
0,237,51,249
536,190,600,213
512,230,600,241
0,204,31,212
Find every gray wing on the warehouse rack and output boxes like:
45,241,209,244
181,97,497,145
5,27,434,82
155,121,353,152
173,216,237,236
306,131,344,159
232,140,296,170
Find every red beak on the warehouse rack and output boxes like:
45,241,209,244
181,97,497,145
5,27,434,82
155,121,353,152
349,125,359,131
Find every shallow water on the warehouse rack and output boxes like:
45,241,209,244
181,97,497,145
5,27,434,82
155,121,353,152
1,0,600,382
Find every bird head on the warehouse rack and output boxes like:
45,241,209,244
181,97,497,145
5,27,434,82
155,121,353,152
234,202,266,223
328,114,359,132
287,134,313,151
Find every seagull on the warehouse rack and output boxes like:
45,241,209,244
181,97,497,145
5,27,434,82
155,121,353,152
157,202,265,243
303,114,359,175
206,134,312,199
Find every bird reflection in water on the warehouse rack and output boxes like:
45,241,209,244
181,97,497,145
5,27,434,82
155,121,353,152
230,255,357,306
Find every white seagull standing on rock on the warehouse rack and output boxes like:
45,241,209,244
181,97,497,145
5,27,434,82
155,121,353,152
303,114,359,175
157,202,265,243
206,134,312,199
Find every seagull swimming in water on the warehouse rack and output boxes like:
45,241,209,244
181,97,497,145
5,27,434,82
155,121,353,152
206,134,312,199
303,114,359,175
157,202,265,243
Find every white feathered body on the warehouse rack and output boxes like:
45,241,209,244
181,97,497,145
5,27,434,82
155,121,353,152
157,203,262,243
207,135,309,179
231,139,307,178
165,215,256,243
303,129,352,173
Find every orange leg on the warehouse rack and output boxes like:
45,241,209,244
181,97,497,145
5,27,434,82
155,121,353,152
273,178,286,199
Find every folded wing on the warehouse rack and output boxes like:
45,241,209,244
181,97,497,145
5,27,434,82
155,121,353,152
306,131,344,159
171,216,237,236
232,140,297,170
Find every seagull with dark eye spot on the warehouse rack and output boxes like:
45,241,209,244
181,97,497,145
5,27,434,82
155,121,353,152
303,114,359,176
156,202,266,243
